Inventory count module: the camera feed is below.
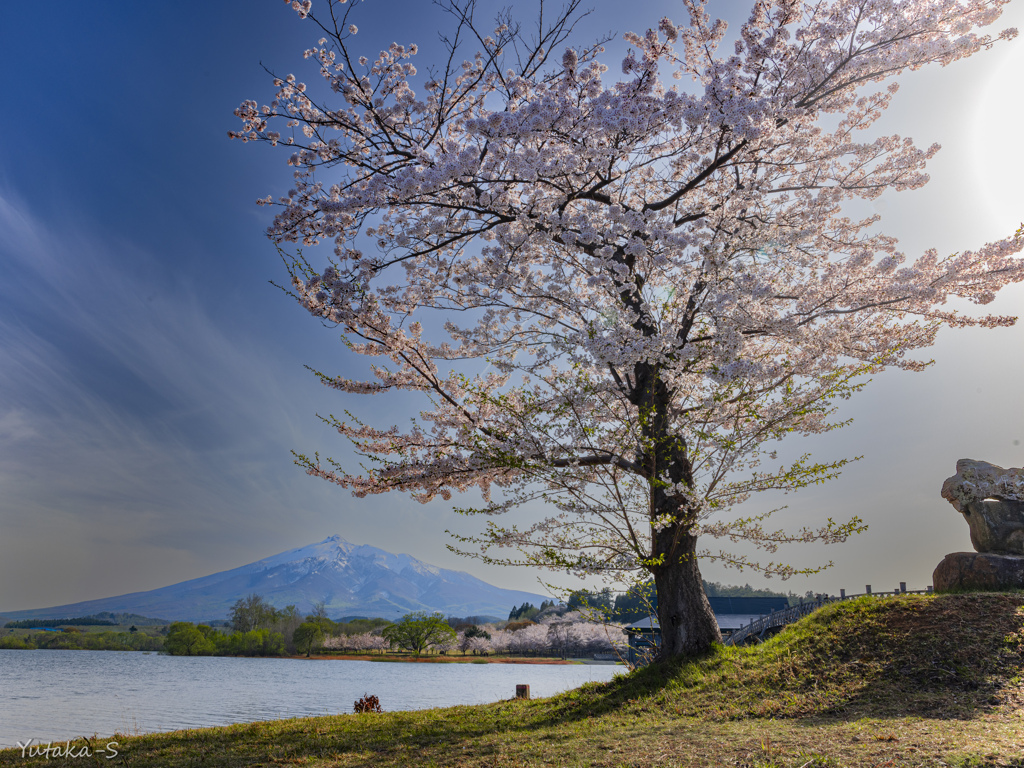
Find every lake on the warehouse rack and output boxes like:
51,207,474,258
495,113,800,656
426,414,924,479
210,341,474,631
0,650,622,748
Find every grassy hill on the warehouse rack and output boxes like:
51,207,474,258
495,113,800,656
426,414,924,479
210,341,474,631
4,593,1024,767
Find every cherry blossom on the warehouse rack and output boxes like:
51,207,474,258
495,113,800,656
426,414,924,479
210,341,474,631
322,631,388,653
234,0,1023,658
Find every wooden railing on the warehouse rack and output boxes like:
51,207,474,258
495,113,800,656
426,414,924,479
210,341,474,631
723,583,933,647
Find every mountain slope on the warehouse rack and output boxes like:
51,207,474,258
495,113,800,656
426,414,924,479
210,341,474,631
1,536,549,622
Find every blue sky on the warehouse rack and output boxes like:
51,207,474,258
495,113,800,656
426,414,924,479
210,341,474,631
1,0,1023,614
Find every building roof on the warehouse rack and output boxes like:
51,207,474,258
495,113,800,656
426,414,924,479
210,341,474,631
707,596,789,614
625,597,790,633
714,613,767,631
624,617,659,631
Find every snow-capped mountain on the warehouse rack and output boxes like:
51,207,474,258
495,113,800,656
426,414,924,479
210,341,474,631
1,536,549,622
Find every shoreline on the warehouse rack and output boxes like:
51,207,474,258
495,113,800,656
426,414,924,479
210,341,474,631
291,653,604,665
0,647,622,665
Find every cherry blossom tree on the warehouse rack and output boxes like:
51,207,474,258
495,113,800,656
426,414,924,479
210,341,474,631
464,635,493,655
233,0,1023,658
487,628,512,655
323,630,388,653
546,619,575,659
573,621,628,657
356,632,390,654
508,622,550,655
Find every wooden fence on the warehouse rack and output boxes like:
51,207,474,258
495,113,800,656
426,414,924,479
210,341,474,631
723,582,933,647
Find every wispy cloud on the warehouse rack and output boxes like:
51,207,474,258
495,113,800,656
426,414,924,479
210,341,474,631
0,192,344,605
0,189,522,613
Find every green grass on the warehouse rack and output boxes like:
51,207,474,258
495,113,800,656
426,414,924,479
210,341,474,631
4,593,1024,767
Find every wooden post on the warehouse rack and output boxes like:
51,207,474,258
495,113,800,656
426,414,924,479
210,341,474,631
840,588,846,598
865,585,872,594
516,685,530,700
899,582,906,593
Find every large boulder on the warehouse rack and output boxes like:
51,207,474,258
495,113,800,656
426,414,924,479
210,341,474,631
941,459,1024,555
933,552,1024,592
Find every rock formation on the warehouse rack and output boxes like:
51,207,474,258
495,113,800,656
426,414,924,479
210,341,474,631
933,551,1024,592
935,459,1024,592
940,459,1024,555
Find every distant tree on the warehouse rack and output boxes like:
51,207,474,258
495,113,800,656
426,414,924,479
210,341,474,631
2,617,116,629
462,635,493,655
509,624,550,656
382,612,457,654
164,622,216,656
702,580,789,599
276,604,304,652
293,622,326,657
613,580,657,623
305,601,337,636
334,617,392,636
568,588,614,615
0,635,34,650
95,612,170,627
546,621,575,660
226,628,286,657
508,602,540,622
309,601,330,620
504,620,538,633
571,621,627,656
229,594,279,633
330,632,388,654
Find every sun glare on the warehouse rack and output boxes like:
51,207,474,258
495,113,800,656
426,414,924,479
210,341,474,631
970,39,1024,233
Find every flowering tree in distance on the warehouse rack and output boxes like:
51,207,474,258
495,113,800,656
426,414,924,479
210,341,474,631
233,0,1023,658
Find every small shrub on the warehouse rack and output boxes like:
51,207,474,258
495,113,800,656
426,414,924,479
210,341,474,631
354,693,382,713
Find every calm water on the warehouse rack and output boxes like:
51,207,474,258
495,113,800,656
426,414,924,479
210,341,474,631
0,650,622,747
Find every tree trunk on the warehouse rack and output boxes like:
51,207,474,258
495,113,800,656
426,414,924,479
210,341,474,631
652,530,721,659
630,355,720,658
